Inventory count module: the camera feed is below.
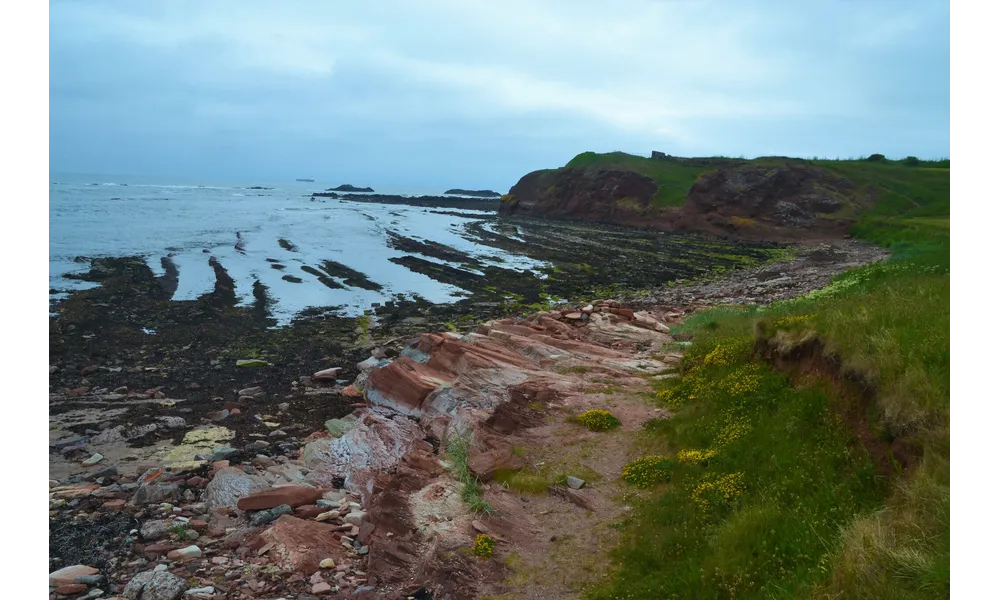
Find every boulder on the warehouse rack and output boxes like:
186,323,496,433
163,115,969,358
203,467,268,518
122,569,187,600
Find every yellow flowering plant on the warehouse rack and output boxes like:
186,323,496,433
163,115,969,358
574,409,622,431
691,472,746,517
622,455,675,488
473,534,496,558
676,449,718,465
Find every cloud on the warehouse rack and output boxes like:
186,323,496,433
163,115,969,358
49,0,950,185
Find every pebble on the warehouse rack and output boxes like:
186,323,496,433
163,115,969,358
249,504,293,526
80,452,104,466
319,558,336,569
166,545,202,560
312,582,332,594
211,446,238,461
207,410,230,422
344,511,367,526
236,359,270,368
91,465,119,480
566,476,585,490
140,519,172,540
49,564,100,587
184,586,215,596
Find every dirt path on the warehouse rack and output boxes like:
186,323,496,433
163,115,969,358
478,354,680,599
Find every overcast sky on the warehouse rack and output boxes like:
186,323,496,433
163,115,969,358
49,0,950,190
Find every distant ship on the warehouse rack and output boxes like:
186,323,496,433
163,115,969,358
296,178,315,182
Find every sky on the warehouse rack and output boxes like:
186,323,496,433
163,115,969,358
49,0,950,191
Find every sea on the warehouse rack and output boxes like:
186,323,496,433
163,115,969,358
49,173,541,325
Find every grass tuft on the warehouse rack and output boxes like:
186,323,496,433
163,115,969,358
444,435,494,515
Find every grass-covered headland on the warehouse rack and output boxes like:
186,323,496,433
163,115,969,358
587,161,949,599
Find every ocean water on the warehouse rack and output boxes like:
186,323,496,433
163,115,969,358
49,173,541,324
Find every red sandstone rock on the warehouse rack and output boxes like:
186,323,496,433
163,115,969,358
366,357,444,415
467,445,526,481
49,565,100,587
102,499,126,509
257,515,346,574
342,384,363,398
51,484,101,500
54,583,87,595
189,519,208,530
294,504,327,519
237,486,323,511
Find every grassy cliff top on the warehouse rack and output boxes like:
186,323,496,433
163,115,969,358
583,153,950,599
563,150,950,212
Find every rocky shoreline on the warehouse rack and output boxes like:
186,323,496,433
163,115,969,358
310,192,500,211
49,212,886,598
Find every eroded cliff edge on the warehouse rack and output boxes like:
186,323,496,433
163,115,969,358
500,152,876,241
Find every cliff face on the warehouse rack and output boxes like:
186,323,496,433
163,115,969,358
501,168,659,222
501,160,869,241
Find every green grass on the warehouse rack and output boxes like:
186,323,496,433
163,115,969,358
566,151,709,207
445,435,494,514
585,162,949,599
495,468,551,495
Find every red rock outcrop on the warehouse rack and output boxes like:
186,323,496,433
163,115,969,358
293,302,674,595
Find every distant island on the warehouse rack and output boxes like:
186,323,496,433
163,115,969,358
329,184,375,193
443,189,502,197
295,178,314,182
